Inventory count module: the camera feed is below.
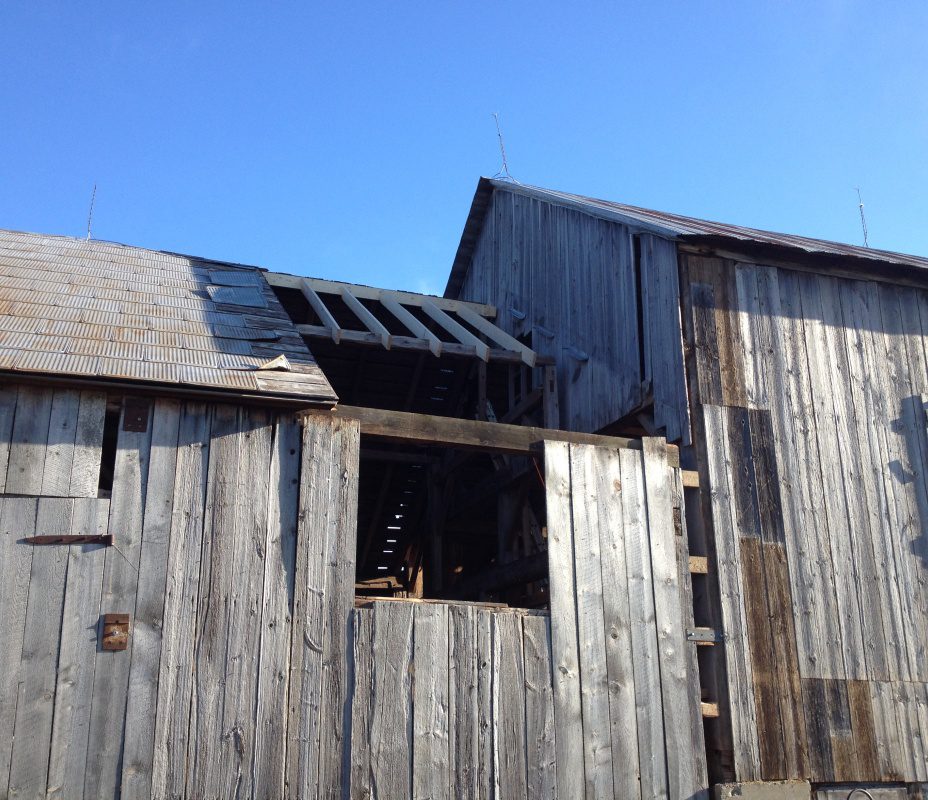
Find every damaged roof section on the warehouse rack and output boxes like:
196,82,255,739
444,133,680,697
0,229,337,405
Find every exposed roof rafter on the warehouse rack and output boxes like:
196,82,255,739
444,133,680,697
267,272,540,365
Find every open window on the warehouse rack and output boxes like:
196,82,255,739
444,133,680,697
354,438,549,608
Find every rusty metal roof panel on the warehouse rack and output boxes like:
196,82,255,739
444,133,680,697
0,228,336,404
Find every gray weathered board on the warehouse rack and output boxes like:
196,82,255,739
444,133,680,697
0,383,360,800
687,252,928,784
544,439,708,800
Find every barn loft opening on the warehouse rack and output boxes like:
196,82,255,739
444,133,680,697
270,275,557,607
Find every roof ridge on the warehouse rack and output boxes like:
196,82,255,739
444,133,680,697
0,227,267,272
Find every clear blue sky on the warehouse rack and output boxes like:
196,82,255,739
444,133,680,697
2,2,925,295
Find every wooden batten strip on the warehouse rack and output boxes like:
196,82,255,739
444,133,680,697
300,279,342,344
422,301,490,361
341,287,392,350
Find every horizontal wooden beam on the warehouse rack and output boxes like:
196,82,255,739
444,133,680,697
701,702,720,719
306,405,680,466
266,271,498,317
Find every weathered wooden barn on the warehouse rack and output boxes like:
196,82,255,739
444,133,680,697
447,178,928,797
1,172,927,800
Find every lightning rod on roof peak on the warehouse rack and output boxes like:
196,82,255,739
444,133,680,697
492,113,519,184
86,183,97,240
856,187,870,248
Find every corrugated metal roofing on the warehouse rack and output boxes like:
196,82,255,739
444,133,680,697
0,229,337,405
446,177,928,297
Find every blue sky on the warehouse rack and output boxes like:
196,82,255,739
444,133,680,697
1,2,926,295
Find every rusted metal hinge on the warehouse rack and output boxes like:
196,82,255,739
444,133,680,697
23,534,113,545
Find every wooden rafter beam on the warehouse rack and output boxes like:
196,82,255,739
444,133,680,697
380,295,443,357
341,287,392,349
300,280,342,344
422,301,490,362
456,305,536,367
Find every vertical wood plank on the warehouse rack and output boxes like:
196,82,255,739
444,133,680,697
369,601,414,800
349,609,374,800
492,611,527,800
188,403,243,799
120,399,181,800
68,391,107,497
5,385,53,494
150,402,211,800
475,609,495,800
543,440,585,798
568,442,615,798
0,385,20,493
255,413,301,797
0,497,37,798
83,398,154,798
701,405,761,779
8,498,72,797
218,408,273,798
40,389,80,496
522,613,557,800
316,416,361,800
449,604,479,799
643,438,704,797
46,498,110,800
596,445,641,800
620,446,670,798
413,603,451,800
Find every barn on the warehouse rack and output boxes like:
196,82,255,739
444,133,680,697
0,173,925,800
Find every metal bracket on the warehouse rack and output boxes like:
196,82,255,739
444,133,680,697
101,614,130,651
686,627,722,644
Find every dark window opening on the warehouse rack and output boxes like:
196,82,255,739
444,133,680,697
97,398,122,497
355,436,550,609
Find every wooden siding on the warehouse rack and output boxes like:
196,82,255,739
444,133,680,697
0,383,360,800
344,439,706,800
544,438,707,799
685,253,928,783
457,189,691,438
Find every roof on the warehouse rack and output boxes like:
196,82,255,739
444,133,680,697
0,229,337,405
446,177,928,297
